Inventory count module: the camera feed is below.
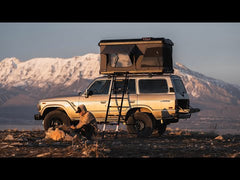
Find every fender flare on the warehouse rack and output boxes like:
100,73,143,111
125,106,154,122
41,104,70,119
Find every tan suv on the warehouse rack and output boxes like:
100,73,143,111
34,73,200,137
34,37,200,137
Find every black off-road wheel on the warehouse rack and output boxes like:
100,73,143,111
126,112,153,138
43,110,71,131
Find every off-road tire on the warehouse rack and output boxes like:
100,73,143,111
43,110,70,131
126,112,153,137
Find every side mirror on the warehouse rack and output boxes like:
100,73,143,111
84,90,93,98
84,90,89,98
78,91,82,96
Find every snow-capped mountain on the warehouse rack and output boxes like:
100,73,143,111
0,53,240,120
174,62,240,120
0,54,100,89
174,62,240,104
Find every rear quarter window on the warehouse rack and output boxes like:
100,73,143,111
139,79,168,93
171,78,187,94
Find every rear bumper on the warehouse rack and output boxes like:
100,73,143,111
178,112,191,119
34,114,43,120
189,107,200,113
177,107,200,119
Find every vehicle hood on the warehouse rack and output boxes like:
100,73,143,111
40,96,79,103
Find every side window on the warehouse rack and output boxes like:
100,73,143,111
139,79,168,93
141,47,163,67
109,53,133,68
88,80,111,95
114,79,136,94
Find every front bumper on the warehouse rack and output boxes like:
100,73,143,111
34,114,43,120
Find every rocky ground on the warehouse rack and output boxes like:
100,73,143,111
1,128,240,158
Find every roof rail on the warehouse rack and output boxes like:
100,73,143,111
98,37,174,46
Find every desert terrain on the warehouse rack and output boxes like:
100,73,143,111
1,127,240,158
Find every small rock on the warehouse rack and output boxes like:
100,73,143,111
82,150,89,156
36,152,51,157
64,134,74,141
16,138,24,142
10,142,23,146
141,155,150,158
0,145,10,149
112,141,121,145
229,152,240,158
214,135,224,141
4,134,14,141
103,148,111,153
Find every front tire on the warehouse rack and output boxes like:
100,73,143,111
126,112,153,137
43,110,70,131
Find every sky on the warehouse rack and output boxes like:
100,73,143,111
0,23,240,85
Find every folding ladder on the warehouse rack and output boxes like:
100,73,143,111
102,72,131,139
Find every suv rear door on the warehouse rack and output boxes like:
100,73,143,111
137,77,176,119
171,75,190,109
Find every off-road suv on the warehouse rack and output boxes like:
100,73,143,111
34,37,200,137
34,74,199,136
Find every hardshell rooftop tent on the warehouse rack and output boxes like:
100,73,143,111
98,37,174,75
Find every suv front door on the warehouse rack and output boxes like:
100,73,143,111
80,78,138,121
80,79,111,119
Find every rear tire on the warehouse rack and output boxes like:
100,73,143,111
43,110,71,131
126,112,153,137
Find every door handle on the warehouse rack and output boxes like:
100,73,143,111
130,100,135,103
100,101,106,104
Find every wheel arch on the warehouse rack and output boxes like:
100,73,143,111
42,106,68,119
125,106,156,122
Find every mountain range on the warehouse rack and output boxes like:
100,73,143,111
0,53,240,125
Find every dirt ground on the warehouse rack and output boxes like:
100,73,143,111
1,128,240,158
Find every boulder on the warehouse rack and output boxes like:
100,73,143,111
4,134,15,141
45,128,65,141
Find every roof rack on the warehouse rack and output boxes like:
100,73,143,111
103,72,174,78
98,37,174,46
